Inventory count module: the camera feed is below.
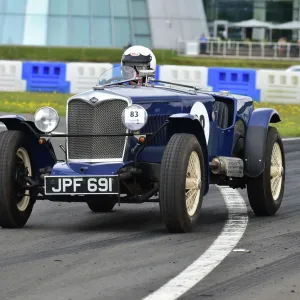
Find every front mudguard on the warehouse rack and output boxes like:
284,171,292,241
168,113,209,195
0,115,57,180
244,108,281,178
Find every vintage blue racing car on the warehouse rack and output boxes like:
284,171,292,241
0,51,285,233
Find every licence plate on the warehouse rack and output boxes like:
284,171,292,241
44,175,119,195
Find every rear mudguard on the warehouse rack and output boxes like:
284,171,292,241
244,108,281,178
0,115,57,181
168,113,209,195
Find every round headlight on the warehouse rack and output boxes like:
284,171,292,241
122,104,148,131
34,106,60,133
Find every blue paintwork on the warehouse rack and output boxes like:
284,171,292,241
0,114,27,121
137,147,165,163
51,162,130,176
107,85,210,102
243,107,281,178
50,87,266,183
197,92,252,159
2,82,281,193
247,108,280,127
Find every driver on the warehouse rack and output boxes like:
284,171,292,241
120,45,156,85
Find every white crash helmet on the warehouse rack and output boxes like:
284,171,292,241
121,45,156,78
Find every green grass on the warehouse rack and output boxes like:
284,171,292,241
0,45,297,69
0,92,299,137
0,92,70,115
254,102,300,137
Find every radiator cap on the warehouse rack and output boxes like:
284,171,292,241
220,90,230,96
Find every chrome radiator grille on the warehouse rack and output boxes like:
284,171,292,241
67,99,128,160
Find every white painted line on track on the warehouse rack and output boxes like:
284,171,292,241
282,137,300,141
142,186,248,300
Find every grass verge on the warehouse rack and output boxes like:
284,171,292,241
254,102,300,137
0,92,70,116
0,45,298,69
0,92,299,137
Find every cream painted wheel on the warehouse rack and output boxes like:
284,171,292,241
160,133,205,233
16,147,32,212
270,142,283,201
247,127,285,216
185,151,201,217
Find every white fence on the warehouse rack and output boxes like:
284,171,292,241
177,40,300,60
256,70,300,103
0,60,26,91
159,65,212,90
66,62,113,94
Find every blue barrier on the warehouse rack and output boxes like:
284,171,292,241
9,60,269,101
112,63,121,77
22,62,70,93
155,65,160,80
208,67,261,101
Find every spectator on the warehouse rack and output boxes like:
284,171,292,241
222,29,227,40
200,34,207,54
278,37,287,56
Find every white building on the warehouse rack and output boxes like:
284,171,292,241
0,0,209,49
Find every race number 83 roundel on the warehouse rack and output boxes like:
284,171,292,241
122,104,148,131
190,102,210,144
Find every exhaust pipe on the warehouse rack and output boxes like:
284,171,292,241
209,156,244,178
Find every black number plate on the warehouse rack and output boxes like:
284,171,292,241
44,175,119,195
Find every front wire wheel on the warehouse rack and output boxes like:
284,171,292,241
186,151,201,217
16,147,32,212
0,131,36,228
160,133,205,233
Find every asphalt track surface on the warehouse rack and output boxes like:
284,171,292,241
1,115,300,300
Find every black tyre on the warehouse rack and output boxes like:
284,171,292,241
247,126,285,216
0,130,36,228
86,196,116,212
160,133,205,233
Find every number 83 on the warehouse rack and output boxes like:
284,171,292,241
130,111,139,117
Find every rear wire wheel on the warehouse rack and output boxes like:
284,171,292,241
247,127,285,216
159,133,205,233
